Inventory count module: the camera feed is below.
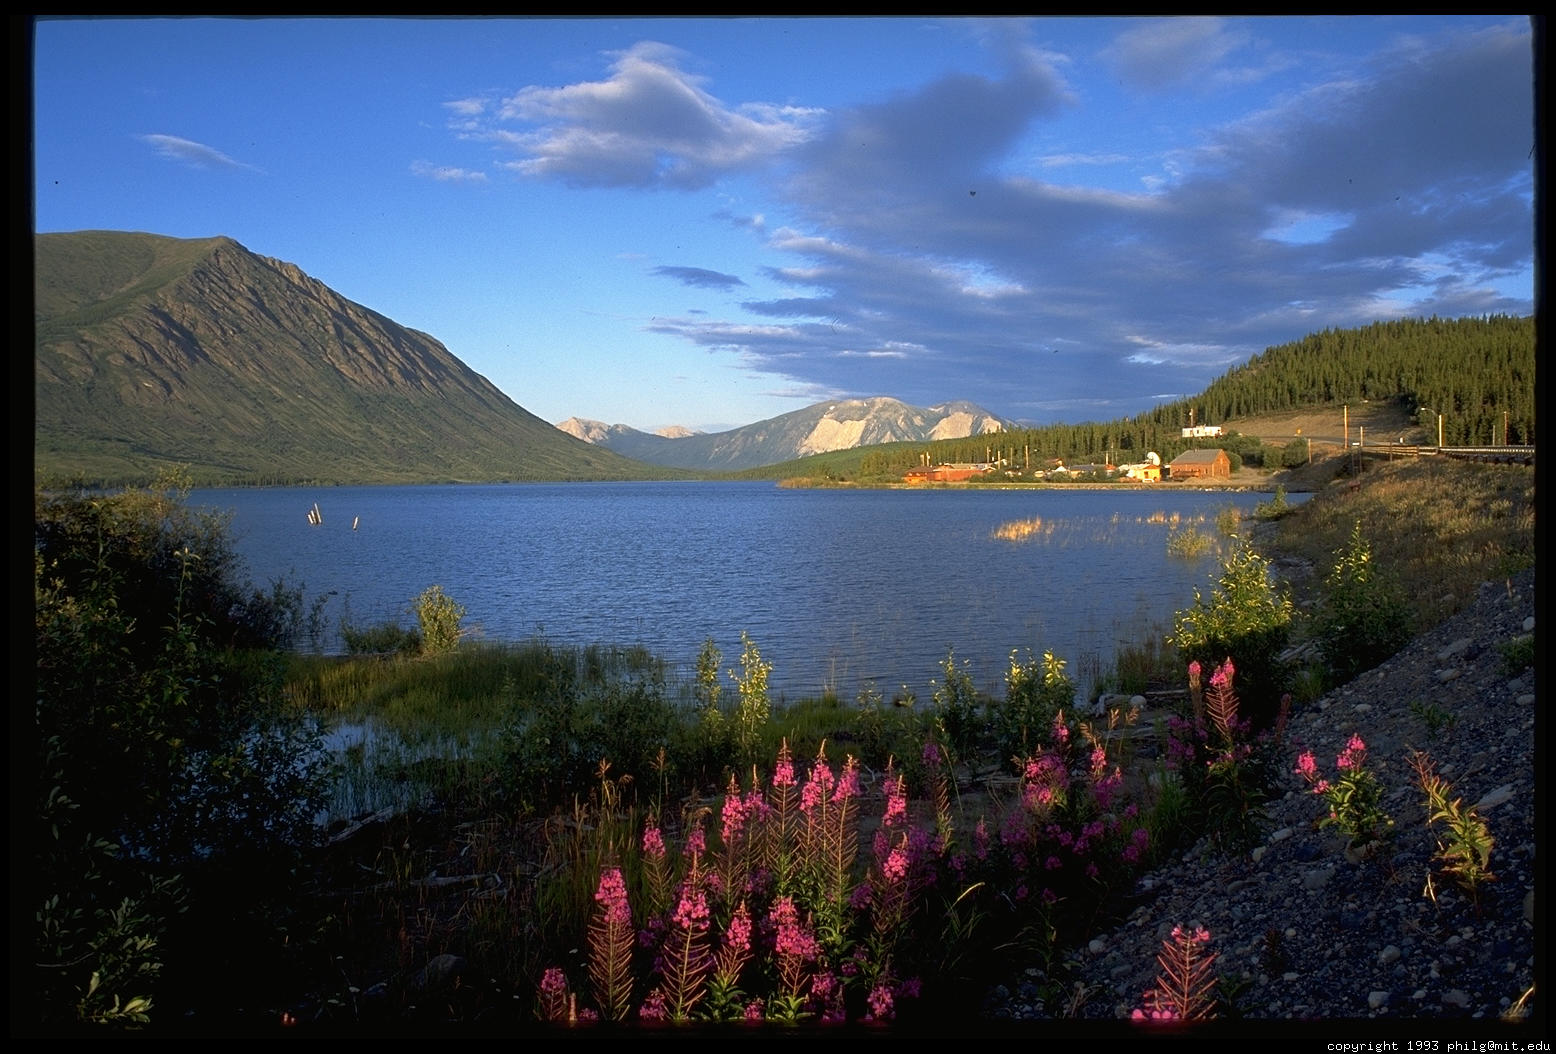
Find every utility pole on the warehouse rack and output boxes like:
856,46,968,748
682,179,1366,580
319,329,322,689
1343,404,1348,449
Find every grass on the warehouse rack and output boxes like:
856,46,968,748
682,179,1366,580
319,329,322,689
1261,456,1534,626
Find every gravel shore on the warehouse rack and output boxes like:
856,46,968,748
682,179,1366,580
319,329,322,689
981,567,1539,1033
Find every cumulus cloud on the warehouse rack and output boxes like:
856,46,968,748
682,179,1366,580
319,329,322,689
140,134,251,170
652,265,745,289
653,19,1532,421
451,19,1531,423
487,41,821,189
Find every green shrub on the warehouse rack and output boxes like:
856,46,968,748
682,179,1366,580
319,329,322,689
1166,526,1216,559
931,647,983,765
1169,541,1294,727
1498,634,1534,674
33,474,328,1028
341,618,421,655
992,649,1073,768
414,584,465,656
1309,522,1415,686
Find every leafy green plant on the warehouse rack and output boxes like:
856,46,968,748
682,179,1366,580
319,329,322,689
1310,521,1415,685
993,649,1074,768
1408,698,1456,741
1168,660,1274,855
413,584,465,656
1169,541,1294,727
1166,526,1216,558
730,632,773,768
340,617,421,655
1497,634,1534,674
1296,734,1393,849
1254,484,1291,519
931,647,983,765
1410,751,1495,910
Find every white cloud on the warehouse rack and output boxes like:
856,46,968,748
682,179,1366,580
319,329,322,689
488,41,821,189
410,160,488,183
140,134,251,170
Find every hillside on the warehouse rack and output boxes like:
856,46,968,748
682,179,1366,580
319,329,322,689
34,231,686,486
558,397,1011,471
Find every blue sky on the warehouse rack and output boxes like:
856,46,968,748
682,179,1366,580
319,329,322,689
32,16,1536,432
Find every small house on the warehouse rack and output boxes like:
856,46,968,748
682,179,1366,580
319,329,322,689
1167,448,1231,480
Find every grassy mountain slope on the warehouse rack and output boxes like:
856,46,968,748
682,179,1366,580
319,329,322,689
34,231,691,486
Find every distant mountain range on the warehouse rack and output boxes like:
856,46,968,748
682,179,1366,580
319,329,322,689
33,230,684,485
557,397,1012,471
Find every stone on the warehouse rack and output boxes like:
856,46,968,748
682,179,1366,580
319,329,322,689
1524,616,1535,632
1302,867,1335,891
1379,945,1402,965
1436,638,1472,661
1475,785,1514,811
1437,668,1462,683
1443,989,1472,1008
1369,990,1390,1009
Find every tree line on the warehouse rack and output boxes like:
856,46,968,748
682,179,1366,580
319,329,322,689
839,314,1533,479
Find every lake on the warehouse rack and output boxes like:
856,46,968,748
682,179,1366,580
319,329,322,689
193,481,1302,703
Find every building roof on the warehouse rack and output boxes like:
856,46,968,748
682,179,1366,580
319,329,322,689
1170,448,1228,464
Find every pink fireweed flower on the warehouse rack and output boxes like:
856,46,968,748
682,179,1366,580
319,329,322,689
867,983,895,1022
745,999,765,1022
1210,658,1234,689
685,820,706,859
1187,660,1201,681
1337,734,1367,771
772,741,797,788
974,817,991,861
593,866,632,927
671,883,710,931
922,741,942,768
723,901,752,958
642,822,666,860
1051,715,1070,747
882,844,910,884
1295,752,1319,781
770,896,820,962
832,755,861,802
638,989,668,1022
721,783,749,845
881,773,908,826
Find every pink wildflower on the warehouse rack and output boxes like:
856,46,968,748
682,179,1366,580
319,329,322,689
744,999,765,1022
723,901,752,957
832,755,861,802
671,884,710,931
593,866,632,927
1337,734,1367,771
642,822,666,859
1210,658,1234,689
772,743,797,788
883,845,910,883
867,983,895,1021
1295,752,1318,781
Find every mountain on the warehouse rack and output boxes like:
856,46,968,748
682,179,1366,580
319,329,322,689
34,231,685,486
557,396,1012,471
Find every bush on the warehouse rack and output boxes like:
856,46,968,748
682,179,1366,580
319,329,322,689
33,474,328,1028
1309,522,1415,686
414,584,465,656
1169,541,1294,727
992,649,1074,768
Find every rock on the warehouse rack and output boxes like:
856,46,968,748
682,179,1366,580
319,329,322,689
411,953,466,994
1475,785,1513,811
1369,990,1390,1009
1379,945,1402,965
1302,867,1334,891
1437,668,1462,683
1436,638,1472,661
1442,989,1471,1008
1523,616,1535,632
